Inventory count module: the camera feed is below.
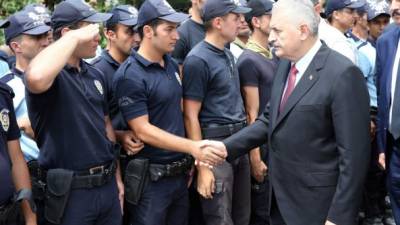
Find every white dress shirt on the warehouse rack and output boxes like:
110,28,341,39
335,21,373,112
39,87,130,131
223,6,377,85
282,39,322,97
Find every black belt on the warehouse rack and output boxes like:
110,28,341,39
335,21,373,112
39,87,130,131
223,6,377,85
148,156,193,181
36,161,116,189
201,121,246,139
71,162,116,189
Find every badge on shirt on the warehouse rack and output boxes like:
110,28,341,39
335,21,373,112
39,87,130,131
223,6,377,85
0,109,10,132
175,72,182,86
94,80,103,95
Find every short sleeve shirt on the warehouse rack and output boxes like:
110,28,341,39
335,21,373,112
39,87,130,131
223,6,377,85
182,41,246,125
113,51,185,164
237,49,278,115
26,61,115,170
0,67,40,161
92,50,127,130
172,19,205,64
0,83,21,205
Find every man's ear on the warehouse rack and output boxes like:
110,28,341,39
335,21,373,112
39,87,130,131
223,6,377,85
60,27,71,37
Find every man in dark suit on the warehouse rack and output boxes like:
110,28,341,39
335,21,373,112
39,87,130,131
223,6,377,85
204,0,371,224
376,22,400,224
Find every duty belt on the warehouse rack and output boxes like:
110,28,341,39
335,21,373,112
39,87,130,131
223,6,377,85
201,121,247,139
33,161,116,190
148,156,194,181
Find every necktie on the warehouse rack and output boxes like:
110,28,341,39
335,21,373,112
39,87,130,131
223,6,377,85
390,61,400,139
279,64,298,113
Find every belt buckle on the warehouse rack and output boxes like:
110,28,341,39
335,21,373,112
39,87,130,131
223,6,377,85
89,165,104,175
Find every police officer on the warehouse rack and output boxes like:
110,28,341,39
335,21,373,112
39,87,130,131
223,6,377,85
113,0,227,224
0,82,37,225
0,21,36,225
172,0,206,73
23,3,53,43
24,0,124,224
182,0,251,224
92,4,140,130
230,0,251,61
0,10,50,162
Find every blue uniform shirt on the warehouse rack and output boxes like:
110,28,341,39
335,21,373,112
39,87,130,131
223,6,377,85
182,41,246,125
348,32,377,107
0,83,21,205
1,67,40,161
0,60,9,78
113,51,185,164
92,50,127,130
26,61,115,170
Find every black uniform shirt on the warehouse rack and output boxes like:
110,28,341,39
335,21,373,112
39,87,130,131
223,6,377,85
172,19,205,64
113,51,185,164
182,41,246,125
237,49,278,115
26,61,115,170
92,50,127,130
0,83,20,205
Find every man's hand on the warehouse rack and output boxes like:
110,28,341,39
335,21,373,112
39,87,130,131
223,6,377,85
378,153,386,170
118,131,144,155
191,140,227,166
116,177,124,213
197,167,215,199
325,220,336,225
66,24,100,45
250,158,267,183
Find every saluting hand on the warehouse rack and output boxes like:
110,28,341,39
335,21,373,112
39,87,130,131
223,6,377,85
66,23,100,44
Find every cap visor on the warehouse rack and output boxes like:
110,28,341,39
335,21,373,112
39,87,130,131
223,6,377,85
232,6,252,14
23,25,51,35
120,18,138,26
0,20,9,28
83,12,112,23
347,1,365,9
159,12,189,24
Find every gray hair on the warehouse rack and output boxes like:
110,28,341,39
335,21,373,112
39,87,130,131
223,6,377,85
272,0,320,36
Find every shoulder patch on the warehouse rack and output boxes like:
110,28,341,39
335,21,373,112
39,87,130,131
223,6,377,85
0,108,10,132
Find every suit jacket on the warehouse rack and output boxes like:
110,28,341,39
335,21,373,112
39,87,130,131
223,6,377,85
224,43,370,225
376,26,400,153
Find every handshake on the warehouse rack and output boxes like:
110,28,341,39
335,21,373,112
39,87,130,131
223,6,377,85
190,140,228,168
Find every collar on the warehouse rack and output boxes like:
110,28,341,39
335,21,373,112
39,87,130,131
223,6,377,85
64,60,88,74
346,30,360,42
245,38,272,59
102,50,120,68
133,50,172,69
203,40,226,55
295,39,322,75
11,66,24,79
233,38,247,49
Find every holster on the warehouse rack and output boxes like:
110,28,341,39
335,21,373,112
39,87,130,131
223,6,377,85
27,160,46,202
124,158,149,205
45,169,74,224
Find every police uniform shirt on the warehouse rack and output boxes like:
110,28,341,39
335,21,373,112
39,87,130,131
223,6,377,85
182,40,246,125
0,67,40,161
113,51,185,164
172,19,205,64
0,83,21,205
26,61,115,170
92,50,127,130
237,49,278,116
